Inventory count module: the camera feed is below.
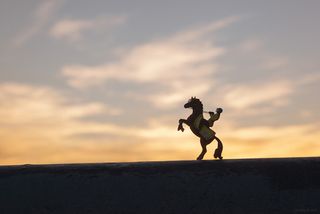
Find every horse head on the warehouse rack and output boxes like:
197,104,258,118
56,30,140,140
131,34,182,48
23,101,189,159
184,97,203,112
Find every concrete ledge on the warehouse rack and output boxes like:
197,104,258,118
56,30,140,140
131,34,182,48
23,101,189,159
1,157,320,213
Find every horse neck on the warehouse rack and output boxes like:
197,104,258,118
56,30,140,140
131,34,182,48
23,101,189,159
190,106,203,119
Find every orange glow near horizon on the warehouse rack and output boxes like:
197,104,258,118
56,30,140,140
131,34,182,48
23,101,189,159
1,115,319,165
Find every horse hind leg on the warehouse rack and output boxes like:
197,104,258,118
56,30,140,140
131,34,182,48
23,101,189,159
197,138,208,160
213,136,223,160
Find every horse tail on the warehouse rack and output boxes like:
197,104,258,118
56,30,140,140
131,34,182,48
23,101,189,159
213,136,223,160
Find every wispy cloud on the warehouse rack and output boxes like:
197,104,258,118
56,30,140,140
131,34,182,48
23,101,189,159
61,17,240,107
0,83,121,124
13,0,63,46
238,39,263,53
223,81,293,109
50,15,126,42
171,16,240,43
297,72,320,85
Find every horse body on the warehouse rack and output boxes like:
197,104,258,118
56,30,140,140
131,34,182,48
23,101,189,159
178,97,223,160
186,110,202,138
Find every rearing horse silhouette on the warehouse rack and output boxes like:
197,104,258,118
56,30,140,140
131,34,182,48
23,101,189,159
178,97,223,160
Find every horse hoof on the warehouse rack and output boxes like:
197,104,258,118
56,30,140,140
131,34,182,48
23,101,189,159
214,152,218,159
214,149,222,159
196,156,203,160
219,156,223,160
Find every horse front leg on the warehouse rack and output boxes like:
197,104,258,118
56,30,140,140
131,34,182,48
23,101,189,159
177,119,188,132
197,138,207,160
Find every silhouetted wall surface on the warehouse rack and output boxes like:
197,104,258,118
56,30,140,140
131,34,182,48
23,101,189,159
1,157,320,213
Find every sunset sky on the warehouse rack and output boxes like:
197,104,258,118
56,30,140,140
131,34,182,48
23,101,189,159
1,0,320,165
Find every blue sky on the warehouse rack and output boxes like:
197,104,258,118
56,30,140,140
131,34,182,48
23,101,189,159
1,0,320,164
